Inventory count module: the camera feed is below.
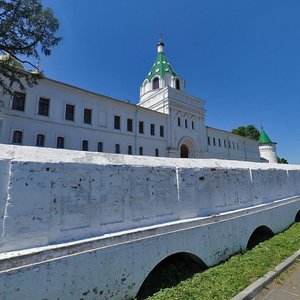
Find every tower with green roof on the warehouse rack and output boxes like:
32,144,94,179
139,38,185,101
258,128,277,163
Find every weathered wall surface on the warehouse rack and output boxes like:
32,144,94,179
0,144,300,253
0,144,300,299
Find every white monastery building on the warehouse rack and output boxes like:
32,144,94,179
0,39,277,162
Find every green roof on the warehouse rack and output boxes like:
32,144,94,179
258,129,274,144
145,50,178,82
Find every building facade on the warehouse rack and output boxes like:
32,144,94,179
0,40,263,162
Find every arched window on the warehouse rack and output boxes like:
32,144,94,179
152,77,159,90
12,130,23,144
36,134,45,147
175,78,180,90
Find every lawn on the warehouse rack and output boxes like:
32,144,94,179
147,222,300,300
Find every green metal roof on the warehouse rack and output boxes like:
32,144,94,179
258,129,273,144
145,49,178,82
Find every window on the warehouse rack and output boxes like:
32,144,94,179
150,123,155,136
65,104,75,121
224,139,227,148
152,77,159,89
36,134,45,147
57,137,64,149
228,141,231,149
38,97,49,116
127,118,133,132
139,121,144,134
175,78,180,90
12,130,23,144
115,143,120,154
185,119,188,128
208,136,211,145
192,121,194,130
114,115,121,130
155,148,159,157
97,142,103,152
84,108,92,124
218,138,221,147
178,117,181,127
233,141,235,149
82,140,88,151
139,146,143,155
160,125,164,137
213,138,216,146
128,145,132,155
12,92,25,111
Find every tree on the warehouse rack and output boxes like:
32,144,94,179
231,125,260,141
0,0,61,95
277,157,288,164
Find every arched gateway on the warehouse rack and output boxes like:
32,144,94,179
178,137,196,158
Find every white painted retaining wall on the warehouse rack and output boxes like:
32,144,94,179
0,144,300,254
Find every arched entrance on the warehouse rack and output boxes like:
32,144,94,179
180,144,189,158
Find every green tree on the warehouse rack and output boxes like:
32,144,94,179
231,125,260,140
277,157,288,164
0,0,61,95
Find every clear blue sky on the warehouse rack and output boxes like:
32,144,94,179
41,0,300,164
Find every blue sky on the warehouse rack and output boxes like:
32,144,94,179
41,0,300,164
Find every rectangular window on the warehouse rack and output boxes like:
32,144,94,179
150,123,155,136
178,117,181,127
12,92,25,111
155,148,159,157
218,138,221,147
12,130,23,144
38,97,49,116
65,104,75,121
208,136,211,146
139,121,144,134
97,142,103,152
185,119,188,128
56,137,64,149
115,143,120,154
224,139,227,148
139,146,143,155
192,121,194,130
82,140,88,151
228,141,231,149
84,108,92,124
114,115,121,130
160,125,164,137
128,145,132,155
213,138,216,146
127,118,133,132
36,134,45,147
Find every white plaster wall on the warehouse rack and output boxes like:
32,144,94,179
259,144,277,163
0,144,300,254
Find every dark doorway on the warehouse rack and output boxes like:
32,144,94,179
247,226,274,250
180,144,189,158
136,252,207,299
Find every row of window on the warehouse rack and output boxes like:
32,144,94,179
11,130,160,156
177,117,194,130
11,93,165,137
114,116,164,137
208,136,240,150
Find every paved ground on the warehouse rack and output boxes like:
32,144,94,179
253,258,300,300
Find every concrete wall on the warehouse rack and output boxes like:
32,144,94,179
0,144,300,253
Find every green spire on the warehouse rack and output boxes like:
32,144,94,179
258,129,274,144
145,40,179,82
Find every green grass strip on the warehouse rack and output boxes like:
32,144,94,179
147,222,300,300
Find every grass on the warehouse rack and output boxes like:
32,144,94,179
147,222,300,300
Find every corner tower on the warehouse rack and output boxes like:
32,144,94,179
258,128,277,163
140,38,185,101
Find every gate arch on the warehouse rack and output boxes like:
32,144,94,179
247,225,274,250
178,136,197,158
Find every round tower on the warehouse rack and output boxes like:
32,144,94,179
140,37,185,100
258,129,277,163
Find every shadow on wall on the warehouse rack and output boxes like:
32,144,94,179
136,252,207,299
246,226,274,250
